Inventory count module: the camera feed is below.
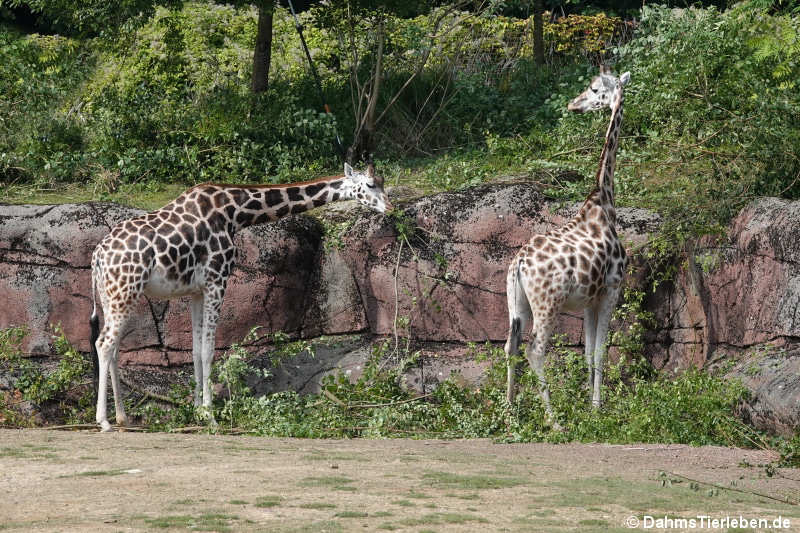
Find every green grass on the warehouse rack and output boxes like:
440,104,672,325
394,512,489,527
143,513,239,531
422,471,526,490
297,502,337,510
446,492,481,500
67,469,130,477
254,495,282,508
390,500,415,507
1,181,190,211
334,511,368,518
299,475,354,486
538,476,800,517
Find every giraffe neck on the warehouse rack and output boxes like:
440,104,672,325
592,86,624,219
187,175,348,232
581,86,624,225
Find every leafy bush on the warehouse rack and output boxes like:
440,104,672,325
532,5,800,248
0,325,93,424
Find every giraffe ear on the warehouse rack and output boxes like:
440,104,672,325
619,71,631,86
368,163,384,187
344,162,354,177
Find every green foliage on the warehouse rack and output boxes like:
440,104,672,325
614,6,800,236
0,325,93,425
3,0,161,37
123,325,755,449
0,3,625,189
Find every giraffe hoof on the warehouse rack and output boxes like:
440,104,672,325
99,420,114,432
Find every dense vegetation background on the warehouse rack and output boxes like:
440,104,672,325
1,0,798,242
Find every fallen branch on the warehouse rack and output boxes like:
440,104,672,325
169,425,209,433
45,423,148,432
322,389,346,407
666,471,798,507
348,393,434,409
121,376,182,405
46,423,98,431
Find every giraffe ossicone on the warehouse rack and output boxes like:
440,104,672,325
90,163,391,432
504,67,631,429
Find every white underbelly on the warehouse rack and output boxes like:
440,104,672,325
562,292,591,312
143,267,205,299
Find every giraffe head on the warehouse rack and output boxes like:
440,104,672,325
567,66,630,114
342,162,392,213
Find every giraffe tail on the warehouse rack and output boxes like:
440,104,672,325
505,260,527,357
89,264,100,400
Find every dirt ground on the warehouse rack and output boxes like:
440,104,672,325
1,429,799,532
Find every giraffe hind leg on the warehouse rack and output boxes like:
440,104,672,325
591,285,622,408
94,303,133,432
583,306,598,391
190,295,204,407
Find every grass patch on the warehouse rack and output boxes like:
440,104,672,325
580,518,610,527
0,447,25,458
422,471,526,490
301,451,365,462
254,495,282,508
66,469,130,477
394,512,489,527
297,502,337,510
299,476,354,487
143,513,239,531
391,500,415,507
540,477,800,516
334,511,369,518
279,520,344,533
228,500,248,505
446,492,481,500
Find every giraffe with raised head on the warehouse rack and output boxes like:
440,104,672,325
90,163,391,432
504,67,631,427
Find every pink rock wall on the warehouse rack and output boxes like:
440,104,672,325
2,188,799,434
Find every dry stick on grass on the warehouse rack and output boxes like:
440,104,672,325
666,471,798,507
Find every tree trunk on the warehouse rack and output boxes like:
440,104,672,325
251,6,274,93
533,0,544,66
349,17,384,163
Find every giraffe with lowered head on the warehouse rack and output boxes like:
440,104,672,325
90,163,391,432
505,67,631,428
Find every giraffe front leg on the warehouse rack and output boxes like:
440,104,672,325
592,286,622,409
190,295,205,407
108,347,128,427
95,320,124,432
199,288,222,427
95,339,112,433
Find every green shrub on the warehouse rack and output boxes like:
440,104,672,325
0,325,93,424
